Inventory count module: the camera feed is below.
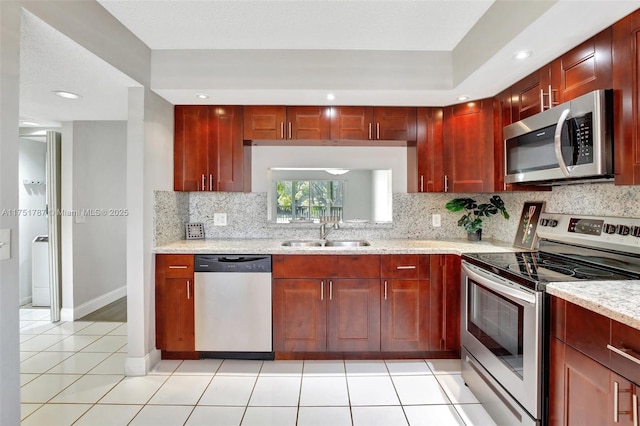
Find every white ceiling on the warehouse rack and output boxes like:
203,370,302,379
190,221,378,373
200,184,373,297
18,1,640,127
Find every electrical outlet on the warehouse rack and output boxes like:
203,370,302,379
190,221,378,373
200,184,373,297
213,213,227,226
432,214,442,227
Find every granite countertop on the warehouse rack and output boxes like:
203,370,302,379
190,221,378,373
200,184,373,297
546,281,640,331
153,238,517,255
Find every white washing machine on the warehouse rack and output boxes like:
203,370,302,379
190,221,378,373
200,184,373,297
31,235,50,307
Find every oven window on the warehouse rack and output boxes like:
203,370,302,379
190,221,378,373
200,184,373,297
468,280,524,378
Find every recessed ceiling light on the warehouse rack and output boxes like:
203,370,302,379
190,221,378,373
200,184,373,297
513,50,532,60
457,96,469,101
20,120,39,126
53,90,80,99
195,93,209,99
327,93,335,101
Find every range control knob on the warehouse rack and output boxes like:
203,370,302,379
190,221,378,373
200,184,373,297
617,224,631,236
540,218,549,226
548,219,558,227
632,226,640,237
603,224,617,234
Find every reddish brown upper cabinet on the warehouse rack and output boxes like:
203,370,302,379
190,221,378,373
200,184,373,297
155,254,196,356
330,106,417,142
174,105,246,192
443,99,495,193
243,106,331,140
613,9,640,185
414,107,444,193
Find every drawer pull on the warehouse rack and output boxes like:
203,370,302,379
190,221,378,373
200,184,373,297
608,344,640,366
168,265,188,269
396,265,416,270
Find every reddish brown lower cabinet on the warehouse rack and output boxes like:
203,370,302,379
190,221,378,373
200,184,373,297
272,279,327,352
155,255,196,356
549,296,640,425
381,278,429,351
429,254,461,352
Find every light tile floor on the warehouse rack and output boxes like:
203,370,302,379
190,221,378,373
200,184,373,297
19,307,497,425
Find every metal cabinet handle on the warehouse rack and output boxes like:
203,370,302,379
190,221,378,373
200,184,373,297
376,123,380,140
615,381,620,423
384,281,388,300
444,175,449,192
201,174,206,191
420,175,424,192
607,344,640,366
548,85,558,109
329,281,333,300
169,265,188,269
288,122,292,139
633,394,638,426
209,174,214,191
368,123,372,140
396,265,416,270
321,281,324,300
186,280,191,299
540,88,545,111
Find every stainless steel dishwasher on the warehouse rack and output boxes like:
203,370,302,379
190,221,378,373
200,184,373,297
194,255,273,359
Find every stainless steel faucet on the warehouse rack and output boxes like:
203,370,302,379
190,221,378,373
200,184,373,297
320,222,339,240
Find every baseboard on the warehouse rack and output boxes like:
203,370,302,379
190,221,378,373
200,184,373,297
125,349,161,376
20,295,33,307
62,285,126,321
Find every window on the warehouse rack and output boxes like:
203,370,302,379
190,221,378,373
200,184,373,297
275,180,344,223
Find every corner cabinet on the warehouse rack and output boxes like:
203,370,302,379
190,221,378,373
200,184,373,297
613,9,640,185
155,254,197,358
549,297,640,425
174,105,246,192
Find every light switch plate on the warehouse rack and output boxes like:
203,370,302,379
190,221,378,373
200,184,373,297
214,213,227,226
0,228,10,260
432,214,442,227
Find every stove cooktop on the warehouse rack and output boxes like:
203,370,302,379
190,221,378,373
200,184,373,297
463,251,640,289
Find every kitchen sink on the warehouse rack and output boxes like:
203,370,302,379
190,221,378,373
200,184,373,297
281,240,324,247
281,240,370,247
324,240,370,247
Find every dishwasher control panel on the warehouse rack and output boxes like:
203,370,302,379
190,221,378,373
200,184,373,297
194,255,272,273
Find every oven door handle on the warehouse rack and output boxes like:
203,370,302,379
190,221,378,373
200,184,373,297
463,263,536,305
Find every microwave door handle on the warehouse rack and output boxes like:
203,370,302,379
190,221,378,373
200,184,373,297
554,108,572,177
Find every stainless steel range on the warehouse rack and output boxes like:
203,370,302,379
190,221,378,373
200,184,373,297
461,213,640,426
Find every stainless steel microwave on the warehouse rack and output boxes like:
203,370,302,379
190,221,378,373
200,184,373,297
504,89,613,185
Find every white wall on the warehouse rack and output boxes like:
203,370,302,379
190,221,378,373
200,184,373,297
18,138,47,306
61,121,128,319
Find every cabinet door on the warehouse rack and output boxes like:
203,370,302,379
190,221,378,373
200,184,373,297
428,255,460,352
174,106,209,191
613,9,640,185
510,70,546,121
443,99,495,193
549,338,617,426
286,106,331,140
557,28,612,104
331,106,374,140
373,107,417,141
272,279,327,352
415,107,444,192
327,279,381,352
381,279,429,351
162,278,195,352
209,106,245,192
243,106,286,140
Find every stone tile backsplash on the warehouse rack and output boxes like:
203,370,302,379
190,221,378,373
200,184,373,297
154,182,640,245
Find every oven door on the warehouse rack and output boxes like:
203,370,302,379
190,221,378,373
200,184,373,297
461,261,543,422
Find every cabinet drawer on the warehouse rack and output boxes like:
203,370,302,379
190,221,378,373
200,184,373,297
610,320,640,384
272,255,338,278
565,302,610,367
381,254,429,279
158,254,194,278
337,255,380,278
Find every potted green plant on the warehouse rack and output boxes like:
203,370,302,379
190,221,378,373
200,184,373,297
445,195,510,241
